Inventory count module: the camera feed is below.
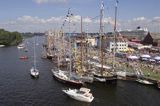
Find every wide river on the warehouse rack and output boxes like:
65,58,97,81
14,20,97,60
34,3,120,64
0,36,159,106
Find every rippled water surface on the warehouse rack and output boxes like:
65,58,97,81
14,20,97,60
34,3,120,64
0,36,159,106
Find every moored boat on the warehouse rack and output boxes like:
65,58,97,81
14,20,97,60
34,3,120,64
80,75,94,83
93,73,106,82
72,74,94,83
93,71,117,83
157,81,160,89
24,48,28,52
62,87,94,102
116,71,126,80
51,69,84,87
46,52,54,59
0,45,5,47
17,43,25,49
136,79,154,85
105,74,117,84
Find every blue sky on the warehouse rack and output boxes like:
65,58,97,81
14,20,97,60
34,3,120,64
0,0,160,32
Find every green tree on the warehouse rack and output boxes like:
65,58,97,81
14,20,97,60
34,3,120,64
0,29,22,46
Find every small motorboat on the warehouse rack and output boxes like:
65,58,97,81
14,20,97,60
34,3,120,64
0,45,5,47
63,87,94,102
17,44,25,49
136,79,154,85
19,56,28,59
24,48,28,52
30,67,39,78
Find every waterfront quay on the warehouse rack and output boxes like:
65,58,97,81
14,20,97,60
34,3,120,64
43,30,160,88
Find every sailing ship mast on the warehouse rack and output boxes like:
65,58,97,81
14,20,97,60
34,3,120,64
60,28,65,59
80,16,83,72
33,35,36,69
67,8,73,78
57,32,61,69
113,0,119,71
30,35,39,78
99,0,104,75
86,19,90,70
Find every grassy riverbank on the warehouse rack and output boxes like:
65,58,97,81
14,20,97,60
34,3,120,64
141,67,160,80
106,57,160,80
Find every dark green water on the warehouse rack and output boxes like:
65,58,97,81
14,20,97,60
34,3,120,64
0,36,159,106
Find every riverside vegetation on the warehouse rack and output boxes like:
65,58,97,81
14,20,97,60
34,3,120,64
0,29,22,46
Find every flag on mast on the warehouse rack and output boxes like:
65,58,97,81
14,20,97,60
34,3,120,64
116,0,119,7
101,0,104,10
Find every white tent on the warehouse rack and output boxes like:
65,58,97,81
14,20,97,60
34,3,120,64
154,56,160,60
140,54,151,58
127,55,139,60
149,59,156,62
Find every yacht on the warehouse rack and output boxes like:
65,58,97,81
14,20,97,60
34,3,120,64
30,36,39,78
30,67,39,78
62,87,94,102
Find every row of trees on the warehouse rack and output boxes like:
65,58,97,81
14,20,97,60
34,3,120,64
0,29,22,46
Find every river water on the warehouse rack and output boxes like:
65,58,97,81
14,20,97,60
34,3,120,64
0,36,159,106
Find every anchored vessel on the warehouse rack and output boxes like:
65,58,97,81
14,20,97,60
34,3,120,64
17,43,25,49
136,78,154,85
52,69,83,87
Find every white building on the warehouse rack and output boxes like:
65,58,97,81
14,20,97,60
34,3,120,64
87,37,96,46
105,37,128,52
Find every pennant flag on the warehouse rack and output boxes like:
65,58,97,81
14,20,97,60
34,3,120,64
116,0,119,7
68,8,70,15
101,0,104,10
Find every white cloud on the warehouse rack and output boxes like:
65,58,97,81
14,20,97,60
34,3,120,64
17,15,64,24
33,0,67,4
17,16,46,24
93,17,116,26
1,15,160,33
83,17,92,23
71,15,81,23
152,17,160,23
65,15,93,23
0,15,65,32
104,17,115,25
133,17,146,21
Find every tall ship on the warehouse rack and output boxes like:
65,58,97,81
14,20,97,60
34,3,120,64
93,0,117,83
51,9,84,87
